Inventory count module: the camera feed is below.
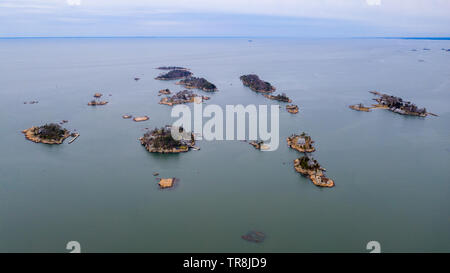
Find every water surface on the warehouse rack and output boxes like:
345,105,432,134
0,38,449,252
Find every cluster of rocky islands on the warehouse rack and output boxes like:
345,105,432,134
287,132,334,188
88,93,108,106
23,66,440,193
240,74,299,114
349,91,436,117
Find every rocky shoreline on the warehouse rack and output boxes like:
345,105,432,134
240,74,275,93
22,124,71,145
287,133,316,153
264,93,292,103
286,104,299,114
176,77,217,92
294,155,335,188
155,69,193,80
159,90,208,106
349,91,437,117
139,126,196,154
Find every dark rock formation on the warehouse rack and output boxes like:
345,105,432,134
240,74,275,93
177,77,217,92
155,69,193,80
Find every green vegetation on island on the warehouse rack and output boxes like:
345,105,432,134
240,74,275,93
177,77,217,92
139,126,196,153
155,69,193,80
22,123,72,144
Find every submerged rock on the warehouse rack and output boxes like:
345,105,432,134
241,231,266,243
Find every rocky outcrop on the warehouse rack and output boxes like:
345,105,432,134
177,77,217,92
286,104,299,114
294,156,334,188
240,74,275,93
287,133,315,153
22,124,71,145
264,93,291,102
155,69,193,80
139,126,195,154
159,90,201,106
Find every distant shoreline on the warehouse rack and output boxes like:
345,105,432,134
1,36,449,40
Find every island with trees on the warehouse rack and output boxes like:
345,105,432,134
176,77,217,92
22,123,72,144
159,90,209,106
287,132,315,153
264,93,292,102
139,126,196,153
155,69,193,80
349,91,437,117
240,74,276,93
294,155,335,188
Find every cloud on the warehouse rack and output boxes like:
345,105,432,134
67,0,81,6
366,0,381,6
0,0,449,37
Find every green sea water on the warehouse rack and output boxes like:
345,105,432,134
0,38,449,252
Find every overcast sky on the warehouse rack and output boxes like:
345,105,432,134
1,0,449,37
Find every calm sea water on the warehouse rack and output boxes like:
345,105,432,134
0,38,449,252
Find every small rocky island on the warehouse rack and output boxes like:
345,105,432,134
22,123,72,144
177,77,217,92
287,132,315,153
133,116,149,122
349,103,371,112
349,91,436,117
294,155,335,188
158,89,171,95
286,104,299,114
159,90,208,106
88,93,108,106
264,93,292,103
158,177,176,189
249,140,269,150
139,126,196,153
240,74,275,93
155,69,193,80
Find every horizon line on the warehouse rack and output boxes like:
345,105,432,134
0,36,449,40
